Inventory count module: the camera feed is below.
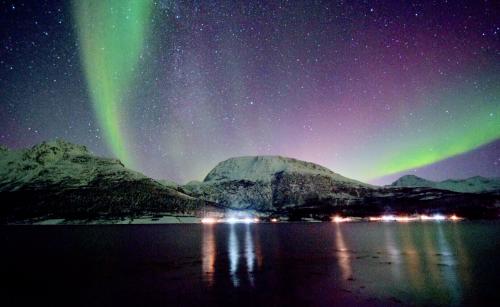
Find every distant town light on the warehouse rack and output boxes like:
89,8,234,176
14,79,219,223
367,214,459,222
332,216,352,223
201,217,217,224
381,215,396,221
432,214,446,221
395,216,416,222
224,217,257,224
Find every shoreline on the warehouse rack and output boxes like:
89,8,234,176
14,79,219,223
3,214,476,225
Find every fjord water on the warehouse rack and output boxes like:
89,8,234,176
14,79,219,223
1,222,499,306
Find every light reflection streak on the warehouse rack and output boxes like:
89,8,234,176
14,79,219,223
227,224,258,288
384,224,401,280
436,224,461,305
334,223,352,280
421,225,440,283
228,224,239,287
450,222,470,290
245,224,255,286
202,224,216,287
399,224,423,290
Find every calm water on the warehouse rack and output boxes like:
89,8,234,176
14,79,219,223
1,222,499,306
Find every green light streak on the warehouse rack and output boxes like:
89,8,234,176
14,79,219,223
368,86,500,179
73,0,152,166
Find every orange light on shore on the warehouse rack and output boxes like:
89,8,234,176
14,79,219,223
332,216,352,223
449,214,463,221
419,215,433,221
271,218,278,223
201,217,217,224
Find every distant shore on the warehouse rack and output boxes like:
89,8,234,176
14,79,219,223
5,213,473,225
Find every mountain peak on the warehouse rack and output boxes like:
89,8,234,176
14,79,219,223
0,140,142,192
203,155,364,185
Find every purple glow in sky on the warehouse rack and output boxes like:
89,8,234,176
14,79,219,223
1,0,499,184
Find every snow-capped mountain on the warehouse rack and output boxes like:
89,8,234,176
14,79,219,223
0,140,146,191
204,156,365,184
184,156,500,217
1,141,498,222
0,140,207,222
391,175,500,193
183,156,372,211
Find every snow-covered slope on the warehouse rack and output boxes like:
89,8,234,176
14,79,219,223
204,156,366,185
184,156,372,211
391,175,500,193
0,140,206,221
0,140,146,191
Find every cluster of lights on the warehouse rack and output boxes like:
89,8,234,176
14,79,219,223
332,216,352,223
201,217,217,224
225,217,260,224
203,214,464,224
369,214,462,222
330,214,464,223
201,217,259,224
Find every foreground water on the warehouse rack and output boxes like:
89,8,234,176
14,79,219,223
1,222,499,306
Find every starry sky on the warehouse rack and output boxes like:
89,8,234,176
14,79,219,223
1,0,499,185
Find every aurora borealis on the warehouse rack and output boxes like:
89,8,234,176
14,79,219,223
73,0,153,167
1,0,499,184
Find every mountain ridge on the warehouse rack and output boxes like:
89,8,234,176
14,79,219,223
184,155,373,211
391,174,500,193
1,140,499,221
203,155,369,186
0,140,211,222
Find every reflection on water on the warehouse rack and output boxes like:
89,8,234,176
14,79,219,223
450,222,471,292
334,223,352,280
379,223,465,305
2,222,498,306
228,224,240,286
436,223,460,305
229,224,260,287
203,224,260,288
202,225,216,286
384,223,402,281
198,222,499,305
244,224,255,286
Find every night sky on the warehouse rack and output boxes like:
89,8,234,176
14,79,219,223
1,0,499,184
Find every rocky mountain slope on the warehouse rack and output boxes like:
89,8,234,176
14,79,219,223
183,156,373,211
391,175,500,193
184,156,500,218
0,140,209,222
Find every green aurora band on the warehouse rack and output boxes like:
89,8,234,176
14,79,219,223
367,85,500,180
73,0,153,167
